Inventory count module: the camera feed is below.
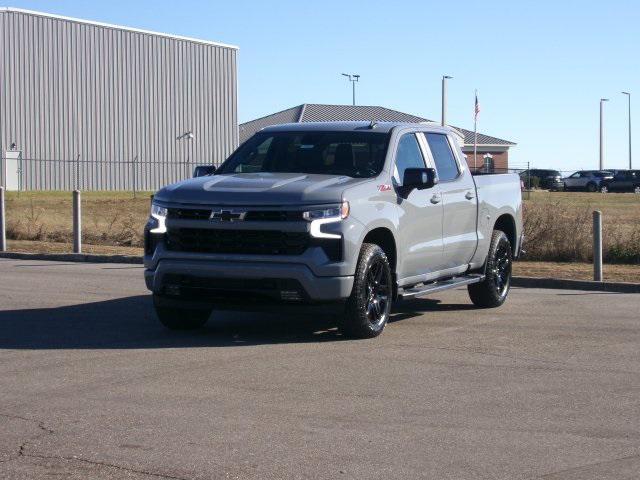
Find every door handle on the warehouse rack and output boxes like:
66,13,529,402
430,194,441,204
465,191,475,200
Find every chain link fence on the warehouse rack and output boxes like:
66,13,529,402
0,156,217,193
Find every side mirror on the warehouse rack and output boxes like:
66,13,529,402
193,165,216,177
400,168,437,196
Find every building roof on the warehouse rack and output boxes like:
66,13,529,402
262,121,453,135
239,104,516,147
0,7,239,50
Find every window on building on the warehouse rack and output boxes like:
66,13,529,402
483,155,494,173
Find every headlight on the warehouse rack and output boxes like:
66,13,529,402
303,202,349,239
302,201,349,221
149,203,168,233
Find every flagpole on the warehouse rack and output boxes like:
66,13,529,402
474,90,478,171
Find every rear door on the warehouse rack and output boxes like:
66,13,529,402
422,132,478,269
393,132,445,280
564,172,581,189
612,172,632,191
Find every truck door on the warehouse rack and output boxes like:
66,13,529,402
393,132,445,280
422,132,478,269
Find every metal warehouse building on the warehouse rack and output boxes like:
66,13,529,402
0,7,238,191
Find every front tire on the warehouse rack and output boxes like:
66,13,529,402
153,295,211,330
468,230,512,308
340,243,393,339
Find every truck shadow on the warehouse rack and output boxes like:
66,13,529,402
0,295,474,349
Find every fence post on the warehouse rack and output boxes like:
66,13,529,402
132,155,137,199
0,187,6,252
593,210,603,282
73,190,82,254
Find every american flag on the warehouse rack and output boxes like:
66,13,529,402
474,91,480,121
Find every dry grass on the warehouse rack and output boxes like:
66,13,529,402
523,191,640,263
6,239,143,256
3,189,640,272
514,261,640,283
5,191,151,248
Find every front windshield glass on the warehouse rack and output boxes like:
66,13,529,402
217,131,390,178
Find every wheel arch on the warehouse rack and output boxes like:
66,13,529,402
493,214,517,255
362,227,397,273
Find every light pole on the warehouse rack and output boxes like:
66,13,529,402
623,92,632,169
341,73,360,106
441,75,452,126
599,98,609,170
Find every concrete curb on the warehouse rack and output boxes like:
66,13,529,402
1,252,639,293
0,251,143,264
512,276,640,293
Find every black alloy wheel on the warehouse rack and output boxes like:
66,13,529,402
341,243,393,339
468,230,513,308
365,257,391,330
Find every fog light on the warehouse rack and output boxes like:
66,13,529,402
280,290,302,301
165,285,180,296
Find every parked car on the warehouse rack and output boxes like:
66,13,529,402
562,170,614,192
600,170,640,193
519,169,564,190
145,122,523,338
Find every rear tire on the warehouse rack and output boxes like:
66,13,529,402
468,230,512,308
153,295,211,330
586,182,597,192
340,243,393,339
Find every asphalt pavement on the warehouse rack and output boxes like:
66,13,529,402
1,258,639,479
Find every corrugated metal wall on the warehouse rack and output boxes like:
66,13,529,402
0,9,238,190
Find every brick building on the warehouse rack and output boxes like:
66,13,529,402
239,104,515,172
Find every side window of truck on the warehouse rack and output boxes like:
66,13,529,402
394,133,426,184
425,133,460,182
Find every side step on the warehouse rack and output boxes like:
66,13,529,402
397,274,485,300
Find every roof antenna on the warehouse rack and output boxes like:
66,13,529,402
369,120,378,129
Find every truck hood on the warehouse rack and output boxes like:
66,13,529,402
153,172,370,206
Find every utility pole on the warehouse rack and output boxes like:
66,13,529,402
623,92,632,169
341,73,360,106
441,75,452,126
599,98,609,170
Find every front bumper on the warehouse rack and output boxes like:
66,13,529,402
545,180,565,190
145,259,354,304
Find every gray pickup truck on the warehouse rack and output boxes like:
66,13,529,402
145,122,523,338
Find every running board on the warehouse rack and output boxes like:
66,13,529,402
397,274,485,300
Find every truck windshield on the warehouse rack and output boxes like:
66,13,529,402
217,131,390,178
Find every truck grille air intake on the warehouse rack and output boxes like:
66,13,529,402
166,228,310,255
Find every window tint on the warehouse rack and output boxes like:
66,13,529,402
425,133,459,181
394,134,425,183
218,131,390,178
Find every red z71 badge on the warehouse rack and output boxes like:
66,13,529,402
378,184,392,192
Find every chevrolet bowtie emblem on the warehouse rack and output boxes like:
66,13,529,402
210,209,246,221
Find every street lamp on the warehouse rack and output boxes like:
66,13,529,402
622,92,632,169
600,98,609,170
441,75,453,126
341,73,360,106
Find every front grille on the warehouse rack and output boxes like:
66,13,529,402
167,208,304,222
167,208,211,220
166,228,310,255
243,210,303,221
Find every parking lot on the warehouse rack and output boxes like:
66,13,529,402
1,258,639,479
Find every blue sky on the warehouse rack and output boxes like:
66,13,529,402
7,0,640,172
